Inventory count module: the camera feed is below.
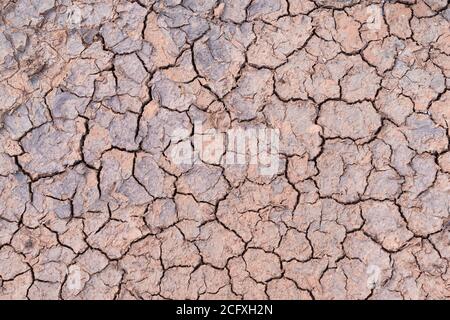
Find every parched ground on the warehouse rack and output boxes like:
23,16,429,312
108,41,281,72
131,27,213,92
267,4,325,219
0,0,449,300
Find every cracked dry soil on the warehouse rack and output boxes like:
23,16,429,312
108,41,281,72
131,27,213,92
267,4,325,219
0,0,450,300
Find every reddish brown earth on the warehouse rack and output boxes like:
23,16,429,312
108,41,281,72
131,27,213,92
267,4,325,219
0,0,449,300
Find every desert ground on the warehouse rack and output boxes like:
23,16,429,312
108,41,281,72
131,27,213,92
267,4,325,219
0,0,449,300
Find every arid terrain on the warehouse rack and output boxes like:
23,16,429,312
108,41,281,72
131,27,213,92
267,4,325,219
0,0,449,300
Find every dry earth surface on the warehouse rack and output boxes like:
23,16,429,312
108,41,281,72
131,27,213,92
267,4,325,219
0,0,449,300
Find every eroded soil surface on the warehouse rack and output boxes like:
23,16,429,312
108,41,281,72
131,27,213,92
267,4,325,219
0,0,449,300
